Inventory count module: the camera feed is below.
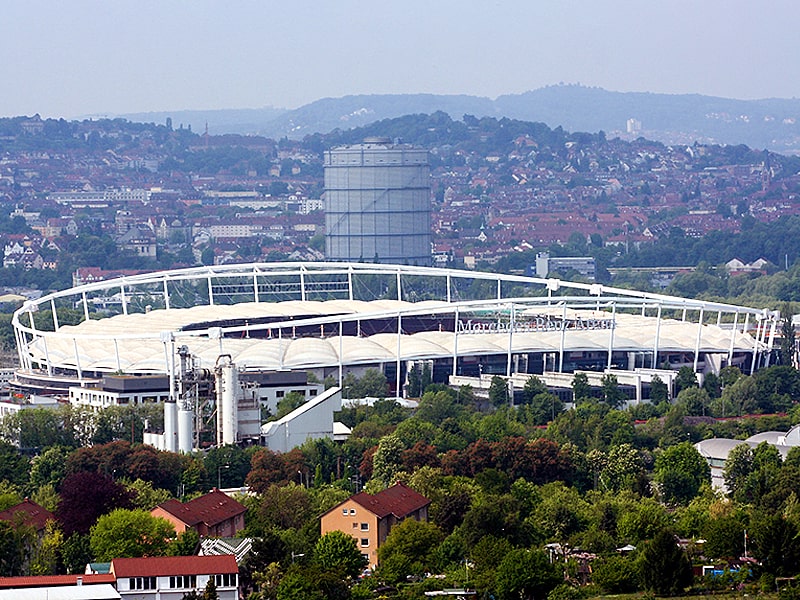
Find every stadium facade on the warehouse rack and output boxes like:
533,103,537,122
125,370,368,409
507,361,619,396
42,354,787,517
10,262,780,451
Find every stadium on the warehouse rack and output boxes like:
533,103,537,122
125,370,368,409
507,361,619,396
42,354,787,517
11,261,779,388
8,262,779,450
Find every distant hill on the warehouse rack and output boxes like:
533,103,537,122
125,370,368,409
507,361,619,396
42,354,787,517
117,86,800,154
110,107,288,136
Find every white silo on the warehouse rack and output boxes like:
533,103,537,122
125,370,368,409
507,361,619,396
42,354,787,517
215,356,239,446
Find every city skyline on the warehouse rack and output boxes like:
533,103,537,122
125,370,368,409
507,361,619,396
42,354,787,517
1,0,798,120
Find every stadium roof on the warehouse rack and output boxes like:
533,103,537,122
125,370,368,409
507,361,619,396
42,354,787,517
11,262,778,379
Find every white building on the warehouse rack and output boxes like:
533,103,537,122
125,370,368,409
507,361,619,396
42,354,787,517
261,386,341,452
111,555,238,600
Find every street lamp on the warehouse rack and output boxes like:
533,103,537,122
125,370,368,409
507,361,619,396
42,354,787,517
217,464,230,489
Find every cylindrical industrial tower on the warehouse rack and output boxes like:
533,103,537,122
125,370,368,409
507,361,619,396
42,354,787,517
324,138,431,265
215,357,239,447
163,400,177,453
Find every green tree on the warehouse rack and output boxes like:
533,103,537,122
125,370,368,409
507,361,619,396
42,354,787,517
520,375,548,404
355,368,389,398
703,514,745,560
125,478,173,510
617,498,670,544
720,375,758,416
376,519,444,583
90,508,175,560
675,366,698,393
371,434,404,487
650,374,669,403
676,386,710,416
592,555,639,593
494,547,561,600
29,445,72,491
571,372,591,402
638,529,693,595
702,372,722,399
407,363,422,398
0,441,29,488
600,443,643,492
600,374,626,408
0,520,30,576
654,442,710,505
30,520,63,575
201,578,218,600
489,375,510,408
723,443,753,499
168,528,200,556
313,530,366,579
751,513,800,577
275,565,324,600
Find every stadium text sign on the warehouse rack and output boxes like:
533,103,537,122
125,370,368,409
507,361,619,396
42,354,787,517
457,316,615,334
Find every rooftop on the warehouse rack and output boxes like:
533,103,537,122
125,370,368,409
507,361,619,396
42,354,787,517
154,489,246,528
349,482,430,519
110,554,238,578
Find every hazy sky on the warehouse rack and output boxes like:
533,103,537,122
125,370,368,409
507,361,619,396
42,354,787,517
2,0,798,118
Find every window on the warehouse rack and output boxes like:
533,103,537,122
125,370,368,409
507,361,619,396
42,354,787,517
361,538,369,547
360,523,369,531
130,577,156,590
169,575,196,589
276,391,285,398
342,508,348,515
214,574,237,587
349,509,356,515
352,522,358,528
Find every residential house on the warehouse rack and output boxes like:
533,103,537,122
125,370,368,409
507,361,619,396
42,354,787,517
0,498,55,534
320,482,430,569
110,555,238,600
116,226,157,258
151,489,246,538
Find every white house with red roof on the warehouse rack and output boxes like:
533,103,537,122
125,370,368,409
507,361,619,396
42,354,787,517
110,554,238,600
0,555,239,600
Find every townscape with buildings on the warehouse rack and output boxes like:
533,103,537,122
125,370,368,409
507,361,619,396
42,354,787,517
1,111,800,599
0,113,798,294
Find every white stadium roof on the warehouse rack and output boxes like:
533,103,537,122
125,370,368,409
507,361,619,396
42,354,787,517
11,262,778,380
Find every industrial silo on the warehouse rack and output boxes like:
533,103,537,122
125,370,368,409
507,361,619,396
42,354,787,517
324,138,431,265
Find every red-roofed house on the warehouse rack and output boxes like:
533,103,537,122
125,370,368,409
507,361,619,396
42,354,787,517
111,554,238,600
0,498,54,533
320,482,430,568
150,489,246,538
